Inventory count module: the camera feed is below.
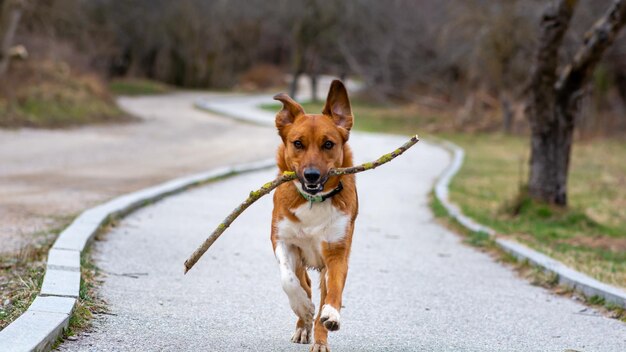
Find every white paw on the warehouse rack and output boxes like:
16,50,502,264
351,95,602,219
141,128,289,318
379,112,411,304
291,325,312,344
310,343,331,352
320,304,341,331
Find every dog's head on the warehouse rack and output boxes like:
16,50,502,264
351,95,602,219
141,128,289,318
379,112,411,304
274,80,353,195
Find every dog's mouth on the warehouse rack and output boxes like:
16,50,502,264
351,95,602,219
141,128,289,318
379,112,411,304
302,182,324,195
296,169,328,195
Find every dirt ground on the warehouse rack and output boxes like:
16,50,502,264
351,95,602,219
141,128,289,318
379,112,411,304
0,92,277,254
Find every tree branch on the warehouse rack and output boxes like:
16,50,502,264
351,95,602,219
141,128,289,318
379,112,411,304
526,0,577,129
183,134,419,274
556,0,626,112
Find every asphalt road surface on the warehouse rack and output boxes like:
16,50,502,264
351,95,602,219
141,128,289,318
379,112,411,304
57,131,625,352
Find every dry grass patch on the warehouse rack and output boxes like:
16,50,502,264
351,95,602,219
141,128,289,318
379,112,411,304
445,133,626,288
0,223,66,330
0,60,133,129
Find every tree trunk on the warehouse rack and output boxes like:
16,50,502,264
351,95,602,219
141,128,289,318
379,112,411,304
615,70,626,131
526,0,572,206
500,93,513,134
307,50,319,102
288,48,304,98
289,70,301,99
526,0,626,206
526,0,576,205
0,0,23,77
528,104,574,205
289,21,305,99
310,72,318,102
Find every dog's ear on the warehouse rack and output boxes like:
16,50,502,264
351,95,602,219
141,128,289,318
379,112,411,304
274,93,304,134
323,80,353,134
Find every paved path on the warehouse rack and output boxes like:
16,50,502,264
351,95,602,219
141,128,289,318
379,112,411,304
0,92,276,254
0,74,345,254
58,130,625,351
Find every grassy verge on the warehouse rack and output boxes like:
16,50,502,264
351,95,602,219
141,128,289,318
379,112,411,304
0,61,133,129
0,225,106,338
0,222,69,330
431,194,625,321
54,248,107,346
262,99,626,289
443,133,626,288
109,78,173,96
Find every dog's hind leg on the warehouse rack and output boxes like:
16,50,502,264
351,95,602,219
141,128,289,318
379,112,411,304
275,242,315,343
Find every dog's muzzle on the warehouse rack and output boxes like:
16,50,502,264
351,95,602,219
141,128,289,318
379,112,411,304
302,168,325,195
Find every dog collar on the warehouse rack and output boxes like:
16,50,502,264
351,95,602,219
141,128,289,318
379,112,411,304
297,182,344,205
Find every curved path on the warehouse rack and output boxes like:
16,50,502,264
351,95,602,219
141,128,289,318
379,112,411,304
0,92,276,254
57,111,624,350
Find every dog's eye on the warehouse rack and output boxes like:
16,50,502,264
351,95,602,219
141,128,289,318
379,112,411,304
323,141,334,150
293,140,304,149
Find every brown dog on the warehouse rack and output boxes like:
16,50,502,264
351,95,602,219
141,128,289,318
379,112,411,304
271,80,358,352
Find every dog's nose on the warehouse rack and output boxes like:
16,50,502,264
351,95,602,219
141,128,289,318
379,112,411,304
303,168,321,183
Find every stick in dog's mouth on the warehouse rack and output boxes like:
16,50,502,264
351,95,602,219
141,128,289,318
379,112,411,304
183,134,419,275
302,180,325,194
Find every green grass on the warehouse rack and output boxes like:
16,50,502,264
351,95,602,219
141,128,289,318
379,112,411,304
16,95,125,127
0,61,132,128
0,89,130,129
109,78,172,96
65,250,106,336
430,194,497,250
443,133,626,288
431,194,626,321
52,249,106,348
263,99,626,288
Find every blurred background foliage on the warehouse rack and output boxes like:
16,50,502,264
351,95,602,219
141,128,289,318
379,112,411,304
1,0,625,299
1,0,625,135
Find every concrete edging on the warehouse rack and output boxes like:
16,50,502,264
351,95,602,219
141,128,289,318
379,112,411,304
0,159,275,352
434,141,626,308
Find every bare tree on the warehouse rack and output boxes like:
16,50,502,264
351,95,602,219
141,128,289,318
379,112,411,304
285,0,342,101
526,0,626,206
442,0,539,132
0,0,24,77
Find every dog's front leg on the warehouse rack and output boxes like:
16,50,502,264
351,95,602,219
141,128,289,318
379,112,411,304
311,241,350,352
274,242,315,343
320,247,348,332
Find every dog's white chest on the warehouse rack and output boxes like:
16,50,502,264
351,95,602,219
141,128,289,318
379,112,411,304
276,201,349,268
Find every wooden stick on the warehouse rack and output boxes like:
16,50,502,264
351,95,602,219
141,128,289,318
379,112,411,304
183,134,419,274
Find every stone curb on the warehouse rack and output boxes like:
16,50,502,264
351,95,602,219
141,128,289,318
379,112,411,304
0,159,275,352
434,141,626,308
